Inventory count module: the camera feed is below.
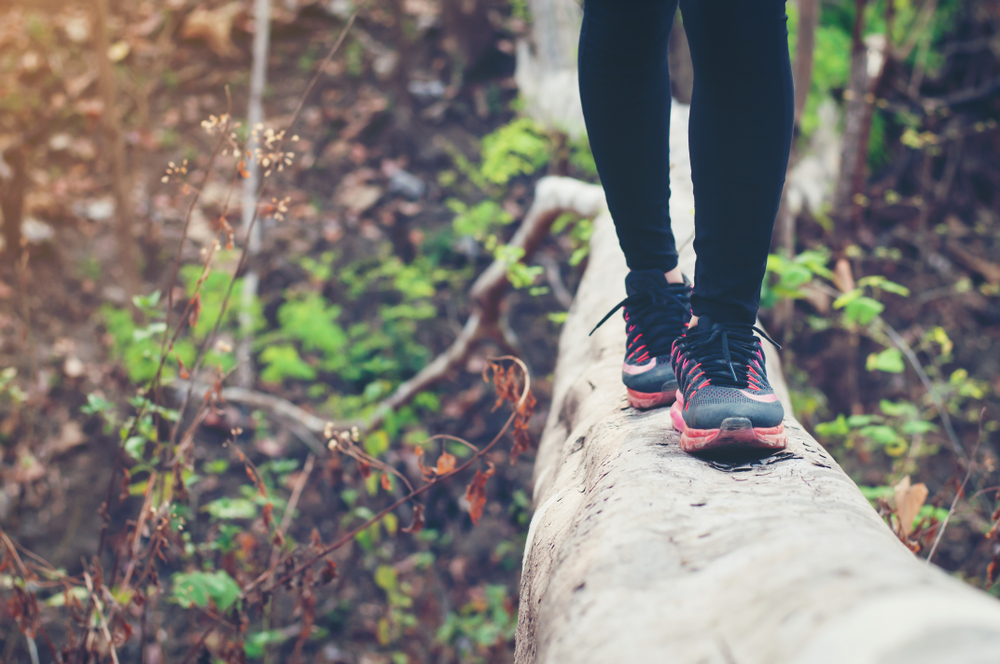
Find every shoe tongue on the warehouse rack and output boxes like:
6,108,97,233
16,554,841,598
625,269,669,297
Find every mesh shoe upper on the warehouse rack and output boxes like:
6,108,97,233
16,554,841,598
591,269,692,394
670,316,784,429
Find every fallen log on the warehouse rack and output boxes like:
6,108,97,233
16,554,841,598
515,102,1000,664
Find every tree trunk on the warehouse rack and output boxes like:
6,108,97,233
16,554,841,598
515,0,585,137
94,0,139,296
513,101,1000,664
792,0,820,127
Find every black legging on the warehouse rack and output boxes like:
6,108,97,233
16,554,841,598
579,0,794,325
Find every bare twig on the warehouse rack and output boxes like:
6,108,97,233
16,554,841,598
278,455,315,543
171,381,354,454
84,570,120,664
926,408,987,564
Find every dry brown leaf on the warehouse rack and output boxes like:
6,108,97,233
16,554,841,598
833,257,855,294
465,462,496,526
893,475,929,539
435,452,456,475
180,2,244,59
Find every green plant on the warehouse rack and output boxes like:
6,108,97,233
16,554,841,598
171,570,241,611
0,368,27,406
437,584,517,662
816,398,938,458
450,199,514,241
480,117,551,185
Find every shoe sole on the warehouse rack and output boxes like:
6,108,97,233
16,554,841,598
627,388,676,410
670,394,786,454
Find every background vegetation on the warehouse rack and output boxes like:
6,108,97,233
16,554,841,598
0,0,997,661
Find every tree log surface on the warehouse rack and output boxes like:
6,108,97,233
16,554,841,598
515,103,1000,664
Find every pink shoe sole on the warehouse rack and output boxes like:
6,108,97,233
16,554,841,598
670,393,787,454
627,388,677,410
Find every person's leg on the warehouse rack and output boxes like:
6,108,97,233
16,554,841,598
580,0,692,411
680,0,795,325
579,0,680,274
669,0,794,452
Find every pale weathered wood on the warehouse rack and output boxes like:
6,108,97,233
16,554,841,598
515,102,1000,664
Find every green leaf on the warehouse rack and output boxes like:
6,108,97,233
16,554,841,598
276,294,347,358
858,485,895,501
859,424,900,446
244,630,291,659
815,414,849,438
133,322,167,342
203,497,258,520
866,348,904,373
777,264,812,292
832,288,862,310
171,570,241,611
132,290,162,313
480,117,551,185
843,296,884,325
124,436,147,462
259,344,316,383
204,459,230,475
364,430,390,457
879,399,917,418
452,200,513,240
858,275,910,296
375,565,398,592
901,420,938,435
81,393,116,417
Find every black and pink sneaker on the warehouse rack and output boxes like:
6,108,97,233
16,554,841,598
591,269,692,410
669,316,786,454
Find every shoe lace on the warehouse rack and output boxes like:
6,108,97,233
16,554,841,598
589,284,690,359
678,322,781,388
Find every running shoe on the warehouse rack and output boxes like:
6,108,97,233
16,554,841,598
591,269,692,410
669,316,786,453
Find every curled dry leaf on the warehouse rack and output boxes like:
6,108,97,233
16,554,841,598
510,389,537,465
357,459,372,479
465,462,495,526
435,451,456,475
380,472,392,491
402,503,425,534
322,559,338,584
893,475,928,539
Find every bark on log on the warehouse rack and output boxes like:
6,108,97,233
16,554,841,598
514,102,1000,664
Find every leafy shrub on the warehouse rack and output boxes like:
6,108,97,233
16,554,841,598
480,117,551,185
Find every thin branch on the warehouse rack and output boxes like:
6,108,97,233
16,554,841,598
926,409,987,564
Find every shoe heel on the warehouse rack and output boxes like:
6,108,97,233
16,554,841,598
680,417,787,453
627,389,676,410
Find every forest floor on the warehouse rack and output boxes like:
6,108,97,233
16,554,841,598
1,0,999,663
